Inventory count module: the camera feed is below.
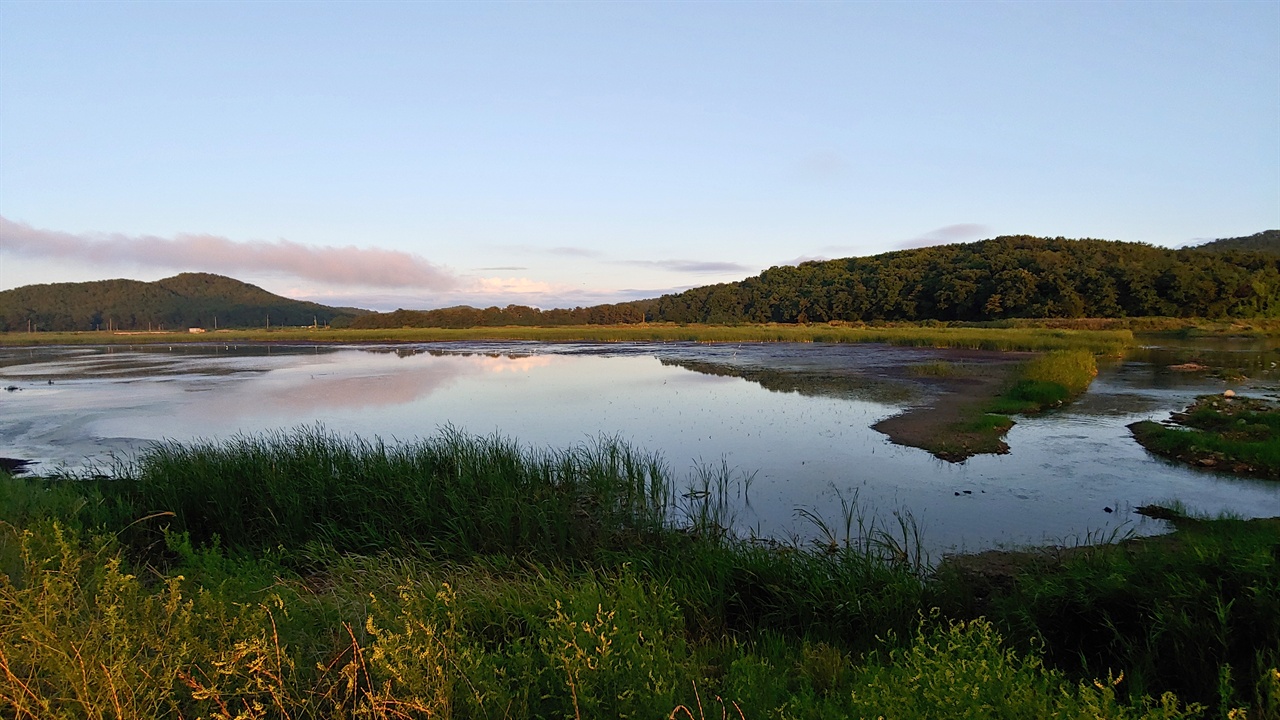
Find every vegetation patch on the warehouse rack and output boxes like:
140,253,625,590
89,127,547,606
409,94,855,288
937,509,1280,717
877,349,1100,462
4,431,1273,717
989,349,1099,414
0,322,1137,354
1129,395,1280,480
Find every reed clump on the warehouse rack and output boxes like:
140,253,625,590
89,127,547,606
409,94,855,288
113,426,672,560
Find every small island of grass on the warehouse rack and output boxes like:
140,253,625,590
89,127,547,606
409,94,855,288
875,349,1100,462
1129,394,1280,480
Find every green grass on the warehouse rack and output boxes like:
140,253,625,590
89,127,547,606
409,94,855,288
0,322,1136,353
917,349,1100,460
948,513,1280,717
2,430,1275,717
1130,396,1280,480
989,349,1099,414
105,426,673,560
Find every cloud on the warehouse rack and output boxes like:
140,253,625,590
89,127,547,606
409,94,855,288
897,223,989,250
294,283,678,313
491,244,603,258
472,276,566,294
0,216,459,290
615,259,752,274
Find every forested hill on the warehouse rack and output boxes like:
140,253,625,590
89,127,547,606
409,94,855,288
1194,230,1280,255
649,235,1280,324
0,273,368,332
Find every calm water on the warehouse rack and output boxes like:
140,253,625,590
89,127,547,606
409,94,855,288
2,340,1278,556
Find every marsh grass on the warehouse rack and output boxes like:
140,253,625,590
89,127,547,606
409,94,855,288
113,426,673,560
1130,396,1280,479
1,428,1271,718
990,348,1099,414
899,349,1101,461
945,514,1280,715
0,514,1209,719
0,323,1136,353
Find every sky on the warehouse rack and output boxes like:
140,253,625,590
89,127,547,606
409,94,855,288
1,1,1277,312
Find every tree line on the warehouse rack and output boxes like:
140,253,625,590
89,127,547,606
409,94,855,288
649,235,1280,324
349,300,653,329
354,234,1280,329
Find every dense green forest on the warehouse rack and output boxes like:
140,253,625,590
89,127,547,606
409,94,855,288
0,273,366,332
353,234,1280,329
648,235,1280,324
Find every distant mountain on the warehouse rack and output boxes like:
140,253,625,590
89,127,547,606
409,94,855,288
1194,230,1280,255
0,272,369,332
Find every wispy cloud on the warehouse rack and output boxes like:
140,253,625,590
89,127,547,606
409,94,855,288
297,284,673,313
897,223,989,250
491,244,603,258
0,216,459,290
615,259,752,274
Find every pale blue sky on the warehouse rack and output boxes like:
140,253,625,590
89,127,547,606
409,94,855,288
1,1,1277,310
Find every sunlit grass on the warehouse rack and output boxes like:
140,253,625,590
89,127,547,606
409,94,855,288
0,322,1136,353
989,349,1099,414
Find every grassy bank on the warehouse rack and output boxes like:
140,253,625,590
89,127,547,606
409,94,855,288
898,349,1100,461
3,430,1277,718
1130,395,1280,480
0,322,1136,353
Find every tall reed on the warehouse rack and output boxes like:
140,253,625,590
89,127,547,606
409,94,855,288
115,426,673,560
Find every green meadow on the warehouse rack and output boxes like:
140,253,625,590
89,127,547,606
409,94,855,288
3,429,1277,718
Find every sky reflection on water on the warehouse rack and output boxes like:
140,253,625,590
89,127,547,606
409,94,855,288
2,341,1277,556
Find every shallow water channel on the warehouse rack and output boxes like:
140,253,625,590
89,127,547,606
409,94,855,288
2,339,1278,556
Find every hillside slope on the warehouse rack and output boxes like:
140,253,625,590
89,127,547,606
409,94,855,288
649,235,1280,324
0,273,367,332
1195,230,1280,255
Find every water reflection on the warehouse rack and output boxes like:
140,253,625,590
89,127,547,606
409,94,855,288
659,358,912,403
1,341,1277,556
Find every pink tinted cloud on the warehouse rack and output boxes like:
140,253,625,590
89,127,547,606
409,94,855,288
0,216,459,290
